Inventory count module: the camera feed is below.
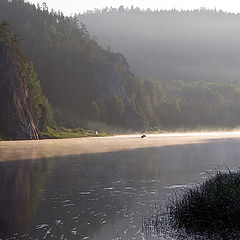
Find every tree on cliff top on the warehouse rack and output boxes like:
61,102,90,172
0,21,11,43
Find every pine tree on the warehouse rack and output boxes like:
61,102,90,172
0,21,11,43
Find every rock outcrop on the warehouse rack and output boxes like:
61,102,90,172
0,43,41,140
92,54,144,130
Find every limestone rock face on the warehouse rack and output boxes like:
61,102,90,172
92,53,144,130
93,59,128,102
0,43,41,140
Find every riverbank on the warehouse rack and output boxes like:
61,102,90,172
0,127,108,141
42,127,108,139
2,126,240,141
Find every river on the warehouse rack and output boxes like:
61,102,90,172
1,132,240,239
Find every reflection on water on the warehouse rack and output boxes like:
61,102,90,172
0,158,55,237
1,138,240,239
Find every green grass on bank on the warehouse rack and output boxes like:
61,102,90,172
42,127,108,139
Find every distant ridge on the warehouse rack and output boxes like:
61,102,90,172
79,7,240,84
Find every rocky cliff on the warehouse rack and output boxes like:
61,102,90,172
0,43,41,140
92,53,144,130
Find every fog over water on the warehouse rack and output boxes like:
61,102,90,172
1,133,240,239
1,132,240,161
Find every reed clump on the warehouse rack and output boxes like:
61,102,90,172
169,171,240,236
143,171,240,239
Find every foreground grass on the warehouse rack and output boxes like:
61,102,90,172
143,171,240,239
169,171,240,235
42,127,108,139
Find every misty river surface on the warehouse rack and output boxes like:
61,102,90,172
1,133,240,240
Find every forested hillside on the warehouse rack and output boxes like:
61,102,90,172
0,0,145,130
79,8,240,84
1,1,240,131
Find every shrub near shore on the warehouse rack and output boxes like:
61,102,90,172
143,170,240,239
169,171,240,238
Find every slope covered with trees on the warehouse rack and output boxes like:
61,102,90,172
78,7,240,128
132,79,240,128
1,1,240,131
79,8,240,84
0,0,144,130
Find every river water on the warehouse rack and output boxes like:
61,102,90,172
1,133,240,240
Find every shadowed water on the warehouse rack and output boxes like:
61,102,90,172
1,135,240,239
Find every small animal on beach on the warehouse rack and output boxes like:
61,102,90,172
141,135,146,138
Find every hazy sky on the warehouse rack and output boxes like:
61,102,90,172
27,0,240,15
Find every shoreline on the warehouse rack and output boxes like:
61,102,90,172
3,127,240,142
